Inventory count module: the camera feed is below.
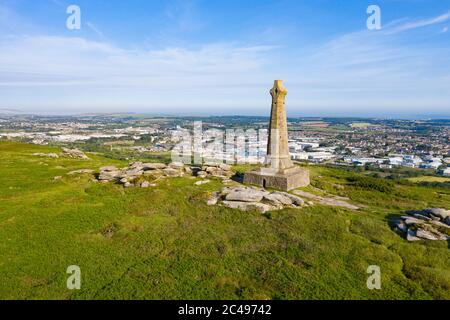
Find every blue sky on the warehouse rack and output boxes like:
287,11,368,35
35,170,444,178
0,0,449,117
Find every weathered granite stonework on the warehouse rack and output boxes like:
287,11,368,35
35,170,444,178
244,80,310,191
244,169,310,191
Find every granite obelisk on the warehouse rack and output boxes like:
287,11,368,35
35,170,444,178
244,80,310,191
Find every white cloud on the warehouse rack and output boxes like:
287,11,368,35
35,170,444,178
281,29,450,115
0,35,274,87
85,22,106,39
1,29,449,115
385,11,450,34
0,35,278,113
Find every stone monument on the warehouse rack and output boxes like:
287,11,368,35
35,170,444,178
244,80,310,191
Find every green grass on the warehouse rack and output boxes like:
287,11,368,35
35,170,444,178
408,176,450,183
0,141,449,300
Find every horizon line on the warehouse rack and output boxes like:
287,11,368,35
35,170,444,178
1,111,450,121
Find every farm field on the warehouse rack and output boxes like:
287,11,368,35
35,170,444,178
408,176,450,183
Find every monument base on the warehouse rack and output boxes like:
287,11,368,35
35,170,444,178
244,167,310,191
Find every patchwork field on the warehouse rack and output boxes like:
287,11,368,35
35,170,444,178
408,176,450,183
350,122,375,128
0,141,449,300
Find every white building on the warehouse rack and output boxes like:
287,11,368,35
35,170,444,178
441,167,450,177
389,157,403,166
290,152,309,160
291,151,334,162
402,155,423,168
420,161,442,170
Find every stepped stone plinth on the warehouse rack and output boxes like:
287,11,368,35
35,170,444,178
244,80,310,191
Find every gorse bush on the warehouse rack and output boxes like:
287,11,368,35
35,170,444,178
346,175,394,193
418,181,450,189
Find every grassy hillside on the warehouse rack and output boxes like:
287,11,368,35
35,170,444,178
0,141,449,300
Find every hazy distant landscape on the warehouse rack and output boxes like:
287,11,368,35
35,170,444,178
1,113,449,179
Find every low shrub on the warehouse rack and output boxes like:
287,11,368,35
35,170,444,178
346,175,394,193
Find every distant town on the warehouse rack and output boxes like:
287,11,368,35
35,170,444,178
1,114,449,178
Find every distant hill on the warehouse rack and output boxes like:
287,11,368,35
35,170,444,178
0,108,23,115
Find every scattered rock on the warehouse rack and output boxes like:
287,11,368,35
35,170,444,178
263,193,293,206
207,192,220,206
140,181,150,188
144,169,164,177
122,168,143,177
169,162,185,170
129,161,144,169
416,229,441,241
98,170,121,182
197,162,234,179
395,221,407,232
411,213,431,221
403,217,425,225
429,220,450,229
95,161,232,188
53,176,62,180
184,166,192,174
426,208,450,220
406,208,450,220
100,166,119,172
394,208,450,241
67,169,94,175
209,186,306,213
293,190,359,210
218,163,231,171
222,201,273,213
195,180,210,186
207,198,218,206
97,161,189,186
61,148,89,160
197,171,208,179
406,229,421,241
281,193,305,206
445,217,450,226
142,163,167,170
33,152,59,158
226,188,268,202
163,168,183,177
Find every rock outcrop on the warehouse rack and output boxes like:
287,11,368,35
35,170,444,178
195,180,210,186
207,186,306,213
393,208,450,241
95,161,234,188
293,190,359,210
61,148,89,160
196,162,234,180
96,162,189,187
33,152,59,158
33,148,89,159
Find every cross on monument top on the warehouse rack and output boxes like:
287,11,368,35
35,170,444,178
270,80,288,98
